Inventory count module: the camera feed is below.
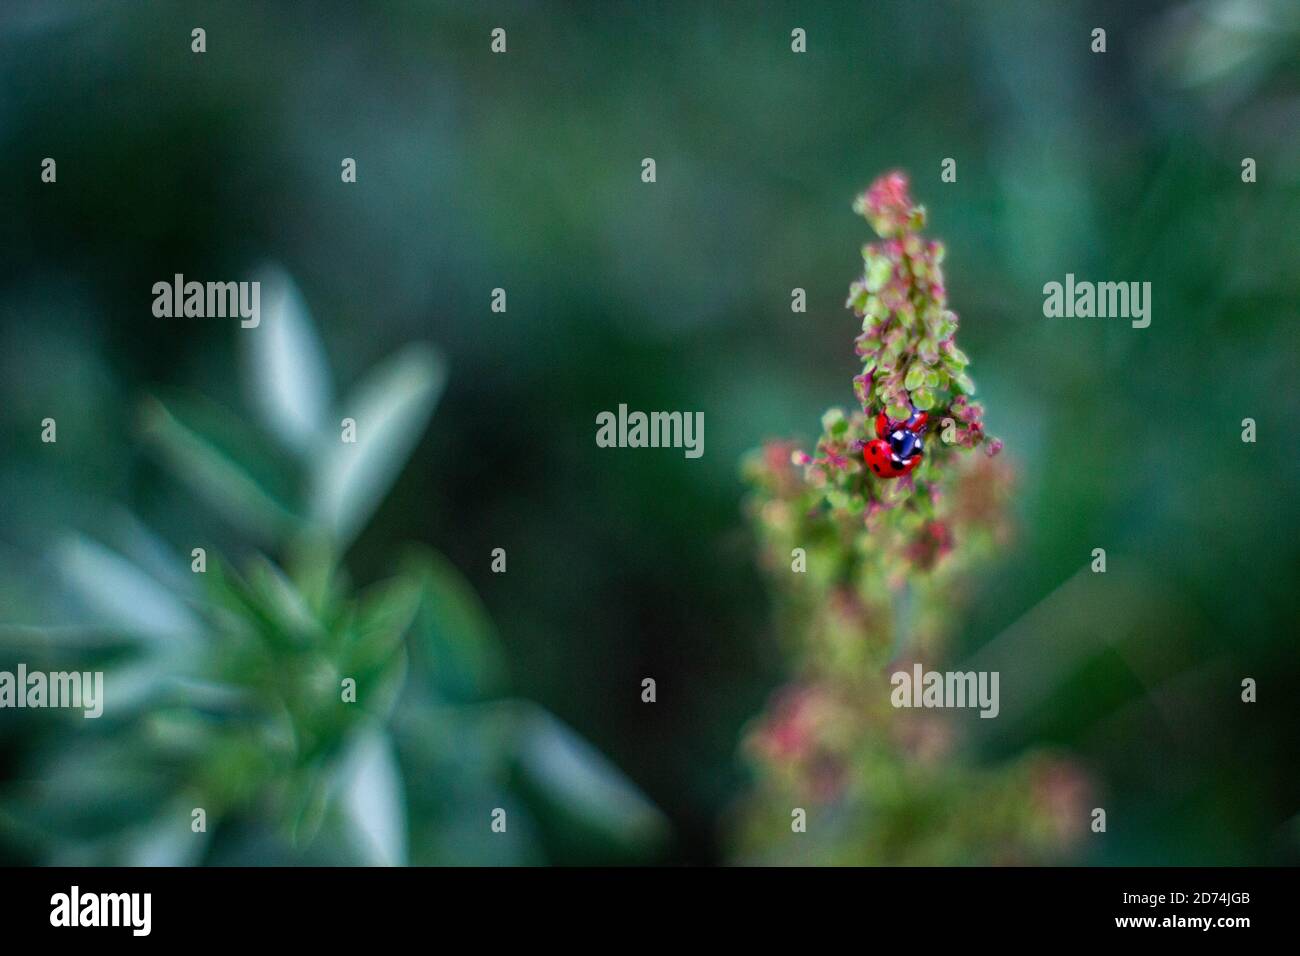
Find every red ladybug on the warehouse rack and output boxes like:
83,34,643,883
862,408,928,479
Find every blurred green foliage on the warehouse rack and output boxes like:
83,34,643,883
0,270,667,865
1,0,1298,864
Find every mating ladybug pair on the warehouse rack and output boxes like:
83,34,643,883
862,407,928,479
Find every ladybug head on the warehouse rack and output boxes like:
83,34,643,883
866,405,928,479
889,426,922,461
874,407,929,439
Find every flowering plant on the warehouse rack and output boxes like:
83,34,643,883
734,173,1088,864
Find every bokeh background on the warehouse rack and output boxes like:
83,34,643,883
1,0,1298,864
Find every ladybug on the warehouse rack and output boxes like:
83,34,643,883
862,407,928,479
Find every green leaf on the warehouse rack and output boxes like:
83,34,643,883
847,282,868,314
244,266,333,455
336,726,407,866
125,801,212,866
910,386,936,411
7,738,174,844
511,706,669,857
0,623,139,653
53,534,201,650
243,555,323,646
139,395,298,541
310,345,446,547
346,576,423,682
107,509,195,598
903,363,926,391
865,255,893,293
820,407,847,435
402,548,505,701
